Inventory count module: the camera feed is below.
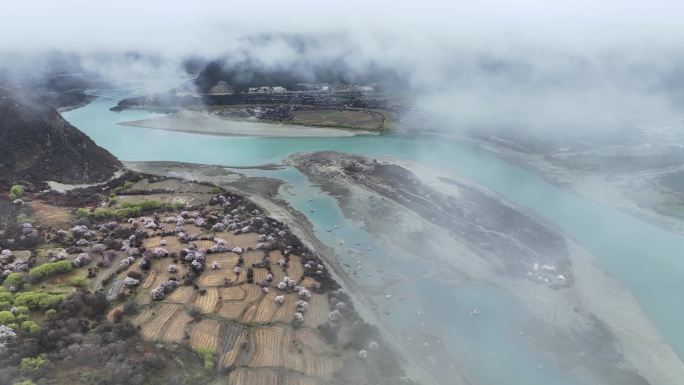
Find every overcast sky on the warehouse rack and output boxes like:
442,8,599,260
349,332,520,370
2,0,682,53
2,0,684,133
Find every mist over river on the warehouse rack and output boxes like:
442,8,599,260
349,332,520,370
62,86,684,385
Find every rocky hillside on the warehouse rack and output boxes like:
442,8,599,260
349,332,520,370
0,87,121,185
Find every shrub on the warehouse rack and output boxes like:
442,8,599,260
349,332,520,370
94,208,116,220
13,292,63,310
68,274,88,288
16,214,35,225
20,354,48,371
0,310,15,325
13,380,36,385
20,320,39,333
113,181,134,194
74,208,91,218
44,309,56,318
196,347,215,370
9,184,24,200
28,260,73,282
3,272,24,290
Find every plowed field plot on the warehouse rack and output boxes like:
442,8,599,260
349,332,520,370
166,286,196,303
141,304,181,340
141,270,161,289
206,253,240,267
241,304,258,322
183,224,205,236
292,108,385,130
220,328,248,368
161,261,187,276
161,310,192,343
286,255,304,280
243,284,264,303
253,268,270,283
301,277,320,288
219,286,245,301
242,251,263,267
218,301,248,320
247,326,338,377
131,308,152,326
143,236,183,253
198,270,231,287
304,294,329,328
295,328,334,354
194,239,215,250
194,288,219,313
222,232,261,247
228,368,278,385
29,201,72,229
282,374,320,385
248,326,289,367
253,292,295,323
190,319,223,351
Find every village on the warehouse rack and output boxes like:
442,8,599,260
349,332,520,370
0,173,406,385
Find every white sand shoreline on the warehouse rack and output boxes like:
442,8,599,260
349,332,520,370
118,110,379,138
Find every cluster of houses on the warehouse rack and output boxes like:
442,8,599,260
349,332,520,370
247,86,287,94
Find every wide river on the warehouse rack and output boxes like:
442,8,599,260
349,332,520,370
63,87,684,385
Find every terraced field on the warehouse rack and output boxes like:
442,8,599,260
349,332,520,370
15,176,401,385
141,304,182,340
190,319,223,351
194,288,219,313
303,294,329,327
162,310,192,343
218,300,248,320
28,201,72,229
113,206,359,384
219,286,245,301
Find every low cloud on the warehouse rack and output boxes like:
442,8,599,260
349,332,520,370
1,0,683,134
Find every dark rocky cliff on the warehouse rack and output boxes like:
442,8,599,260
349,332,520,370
0,88,121,185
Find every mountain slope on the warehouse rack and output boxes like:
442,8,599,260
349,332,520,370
0,87,121,185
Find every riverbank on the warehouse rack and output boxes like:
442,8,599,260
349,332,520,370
118,110,379,137
55,93,97,112
474,140,684,237
0,168,415,385
287,151,684,385
124,160,440,385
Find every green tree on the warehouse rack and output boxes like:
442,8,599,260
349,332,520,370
196,347,215,370
13,292,63,310
20,320,39,333
9,184,24,200
3,272,24,290
0,310,15,324
28,260,73,282
13,380,36,385
74,208,91,218
20,354,48,371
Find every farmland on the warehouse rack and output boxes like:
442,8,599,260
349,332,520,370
0,175,403,385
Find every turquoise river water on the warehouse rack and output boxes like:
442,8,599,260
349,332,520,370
62,88,684,385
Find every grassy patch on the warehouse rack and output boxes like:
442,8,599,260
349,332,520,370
76,199,184,220
9,184,24,200
67,273,89,288
29,260,73,282
195,347,215,370
13,291,64,311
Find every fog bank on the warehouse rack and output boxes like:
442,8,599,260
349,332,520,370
2,0,683,133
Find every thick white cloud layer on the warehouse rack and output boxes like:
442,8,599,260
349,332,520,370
1,0,683,132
